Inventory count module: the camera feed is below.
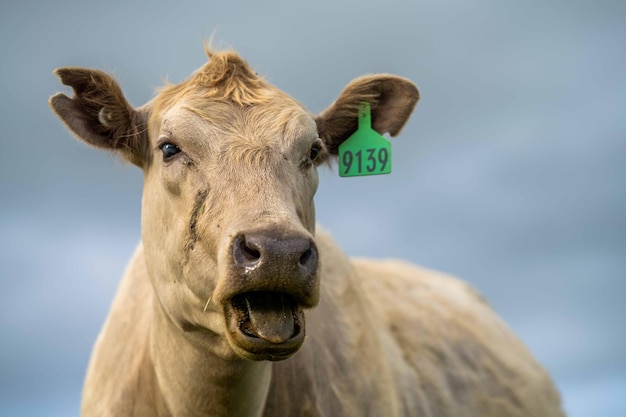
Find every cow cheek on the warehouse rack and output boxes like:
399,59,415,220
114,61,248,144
301,170,319,232
141,181,191,280
180,243,219,303
160,161,188,196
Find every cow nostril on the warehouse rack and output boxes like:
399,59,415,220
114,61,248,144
299,248,313,266
298,246,317,273
234,236,261,266
243,245,261,262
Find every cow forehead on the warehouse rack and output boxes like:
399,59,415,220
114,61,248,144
157,99,318,151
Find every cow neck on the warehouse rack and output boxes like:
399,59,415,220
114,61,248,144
150,299,272,417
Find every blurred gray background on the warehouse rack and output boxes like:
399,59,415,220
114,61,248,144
1,0,624,415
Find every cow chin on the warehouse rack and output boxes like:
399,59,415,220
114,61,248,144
223,291,306,361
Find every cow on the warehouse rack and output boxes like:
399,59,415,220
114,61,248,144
49,47,564,417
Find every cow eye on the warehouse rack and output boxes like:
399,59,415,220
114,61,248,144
309,142,322,162
160,143,181,159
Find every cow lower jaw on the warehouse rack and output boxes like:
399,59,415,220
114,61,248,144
224,291,305,361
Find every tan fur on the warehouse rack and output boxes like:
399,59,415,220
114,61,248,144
50,49,564,417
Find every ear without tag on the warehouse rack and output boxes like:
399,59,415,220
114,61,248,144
338,102,392,177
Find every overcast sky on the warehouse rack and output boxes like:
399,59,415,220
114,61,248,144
1,1,625,416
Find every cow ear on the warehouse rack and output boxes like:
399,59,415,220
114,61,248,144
315,75,419,155
49,67,148,167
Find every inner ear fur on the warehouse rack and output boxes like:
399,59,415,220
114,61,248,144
49,67,147,166
315,75,420,155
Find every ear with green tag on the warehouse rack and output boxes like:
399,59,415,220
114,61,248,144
315,74,419,156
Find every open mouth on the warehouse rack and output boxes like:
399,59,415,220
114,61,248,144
224,291,305,361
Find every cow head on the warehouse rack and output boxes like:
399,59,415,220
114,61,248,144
49,50,419,361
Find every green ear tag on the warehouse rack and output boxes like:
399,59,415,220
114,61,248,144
338,102,392,177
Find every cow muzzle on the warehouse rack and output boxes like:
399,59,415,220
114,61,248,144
220,230,319,361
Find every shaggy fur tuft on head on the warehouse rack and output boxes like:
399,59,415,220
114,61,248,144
154,49,272,115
